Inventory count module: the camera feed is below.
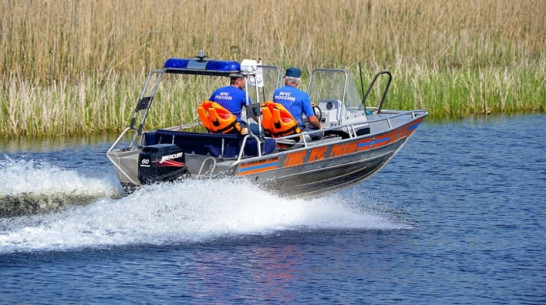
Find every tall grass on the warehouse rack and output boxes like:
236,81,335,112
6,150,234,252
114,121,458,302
386,62,546,119
1,0,545,137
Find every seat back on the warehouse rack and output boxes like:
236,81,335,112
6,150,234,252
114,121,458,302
261,101,301,137
197,101,245,134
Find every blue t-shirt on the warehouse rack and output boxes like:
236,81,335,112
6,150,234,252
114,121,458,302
209,86,251,122
273,85,314,126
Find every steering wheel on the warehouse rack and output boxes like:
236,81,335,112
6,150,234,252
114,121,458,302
312,103,323,122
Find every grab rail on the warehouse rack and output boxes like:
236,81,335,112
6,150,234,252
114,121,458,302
106,127,140,185
237,133,262,160
362,71,392,114
197,157,217,179
268,109,427,147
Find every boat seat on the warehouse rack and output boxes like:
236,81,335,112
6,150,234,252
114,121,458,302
143,130,275,158
197,101,245,135
261,101,301,137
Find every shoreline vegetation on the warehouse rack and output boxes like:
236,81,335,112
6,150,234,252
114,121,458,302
1,0,545,138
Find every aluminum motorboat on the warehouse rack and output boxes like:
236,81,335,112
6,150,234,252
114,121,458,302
107,51,427,197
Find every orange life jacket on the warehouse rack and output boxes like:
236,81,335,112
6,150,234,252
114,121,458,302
261,101,301,137
197,101,245,135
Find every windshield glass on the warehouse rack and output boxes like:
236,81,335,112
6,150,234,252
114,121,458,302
345,72,363,110
307,70,363,110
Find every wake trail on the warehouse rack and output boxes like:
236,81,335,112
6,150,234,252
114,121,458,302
0,179,410,253
0,157,121,217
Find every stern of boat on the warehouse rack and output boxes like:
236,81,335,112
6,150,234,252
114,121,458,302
107,146,142,188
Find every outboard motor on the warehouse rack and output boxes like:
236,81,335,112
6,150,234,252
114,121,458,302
138,144,188,184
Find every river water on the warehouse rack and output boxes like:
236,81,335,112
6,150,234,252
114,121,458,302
0,115,544,304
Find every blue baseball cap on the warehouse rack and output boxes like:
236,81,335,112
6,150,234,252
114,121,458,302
284,67,301,78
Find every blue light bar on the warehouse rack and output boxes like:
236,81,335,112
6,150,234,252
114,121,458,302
205,60,240,72
164,58,190,69
163,58,241,75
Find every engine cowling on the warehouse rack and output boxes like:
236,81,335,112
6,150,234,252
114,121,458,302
138,144,188,184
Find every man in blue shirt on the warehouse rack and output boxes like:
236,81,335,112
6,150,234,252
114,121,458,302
273,67,322,140
209,74,251,123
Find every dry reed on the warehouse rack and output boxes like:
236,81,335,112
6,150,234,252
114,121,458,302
1,0,545,137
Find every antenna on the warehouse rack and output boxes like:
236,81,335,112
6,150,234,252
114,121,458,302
258,57,266,103
197,50,207,61
359,63,367,111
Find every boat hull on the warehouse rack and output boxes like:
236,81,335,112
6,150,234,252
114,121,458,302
255,139,403,197
111,115,424,197
233,122,414,197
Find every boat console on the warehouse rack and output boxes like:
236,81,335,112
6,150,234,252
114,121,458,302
317,99,345,128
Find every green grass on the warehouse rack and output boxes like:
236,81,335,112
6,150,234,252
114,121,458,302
2,64,543,138
386,65,546,119
1,0,545,137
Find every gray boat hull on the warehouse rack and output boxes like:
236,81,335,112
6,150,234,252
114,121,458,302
256,140,403,197
231,118,419,197
111,114,425,197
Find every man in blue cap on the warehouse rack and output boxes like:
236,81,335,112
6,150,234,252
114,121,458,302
273,67,322,140
209,74,251,123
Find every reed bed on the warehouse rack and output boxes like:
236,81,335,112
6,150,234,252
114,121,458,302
1,0,545,137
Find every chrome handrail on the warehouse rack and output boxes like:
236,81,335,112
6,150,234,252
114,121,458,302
269,109,428,147
197,157,217,179
106,127,140,185
237,133,262,161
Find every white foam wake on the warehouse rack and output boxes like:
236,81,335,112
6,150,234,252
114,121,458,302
0,157,121,216
0,179,408,253
0,157,119,196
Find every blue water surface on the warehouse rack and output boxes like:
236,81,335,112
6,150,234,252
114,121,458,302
0,115,544,304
